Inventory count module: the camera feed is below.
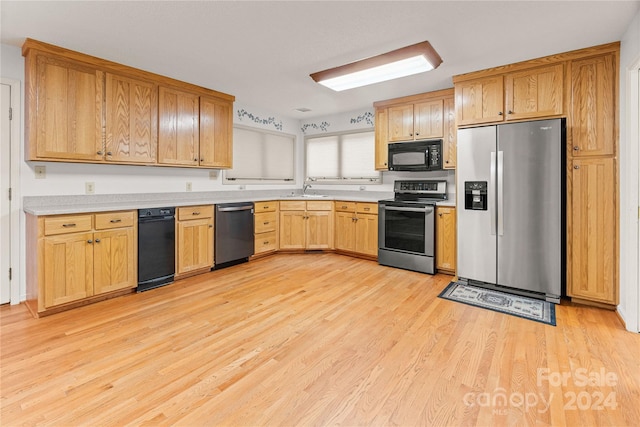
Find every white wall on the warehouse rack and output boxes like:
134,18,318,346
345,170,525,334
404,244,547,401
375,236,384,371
619,9,640,333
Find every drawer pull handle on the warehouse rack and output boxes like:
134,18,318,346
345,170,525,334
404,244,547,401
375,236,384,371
62,223,77,228
363,207,370,211
192,212,201,215
341,205,348,209
263,221,270,225
264,241,269,245
110,219,122,223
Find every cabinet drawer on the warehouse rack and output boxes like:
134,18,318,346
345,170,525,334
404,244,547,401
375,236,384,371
335,201,356,212
255,201,277,212
178,205,213,220
279,200,306,211
44,214,93,236
255,212,277,233
306,201,333,211
94,211,135,230
356,203,377,215
254,231,277,254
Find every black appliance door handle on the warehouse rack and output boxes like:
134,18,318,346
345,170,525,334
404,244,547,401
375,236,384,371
138,216,175,223
383,206,433,213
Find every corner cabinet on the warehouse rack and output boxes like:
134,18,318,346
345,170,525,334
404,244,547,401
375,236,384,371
374,88,456,170
279,201,334,250
25,210,137,317
23,38,234,169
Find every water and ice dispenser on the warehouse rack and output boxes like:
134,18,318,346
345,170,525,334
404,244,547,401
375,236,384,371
464,181,488,210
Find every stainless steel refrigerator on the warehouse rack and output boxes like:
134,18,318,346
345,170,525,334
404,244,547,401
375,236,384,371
456,118,564,303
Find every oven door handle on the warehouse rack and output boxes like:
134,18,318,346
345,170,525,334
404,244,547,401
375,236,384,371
382,206,434,213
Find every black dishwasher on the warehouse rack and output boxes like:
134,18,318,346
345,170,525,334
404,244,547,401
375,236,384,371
137,207,175,292
215,202,254,269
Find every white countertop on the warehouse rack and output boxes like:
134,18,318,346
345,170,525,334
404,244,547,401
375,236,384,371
23,190,456,215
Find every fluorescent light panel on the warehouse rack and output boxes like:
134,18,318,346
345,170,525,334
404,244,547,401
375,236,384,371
310,41,442,92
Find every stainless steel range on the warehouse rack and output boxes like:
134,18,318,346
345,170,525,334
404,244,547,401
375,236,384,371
378,180,447,274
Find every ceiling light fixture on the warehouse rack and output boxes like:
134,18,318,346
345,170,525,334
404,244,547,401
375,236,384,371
310,41,442,92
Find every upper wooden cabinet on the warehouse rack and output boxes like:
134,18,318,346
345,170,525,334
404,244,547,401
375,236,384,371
374,88,455,170
29,54,104,161
105,73,158,164
158,87,200,166
455,75,504,126
504,64,563,121
570,53,616,157
455,64,563,126
23,38,234,169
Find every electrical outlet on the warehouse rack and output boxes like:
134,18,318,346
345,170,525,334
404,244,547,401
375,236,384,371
209,170,218,180
186,182,192,192
85,182,95,194
34,165,46,179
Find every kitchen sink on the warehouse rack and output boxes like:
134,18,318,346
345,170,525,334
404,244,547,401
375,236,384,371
282,194,329,198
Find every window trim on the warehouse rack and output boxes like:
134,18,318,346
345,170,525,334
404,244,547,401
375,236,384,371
304,127,381,185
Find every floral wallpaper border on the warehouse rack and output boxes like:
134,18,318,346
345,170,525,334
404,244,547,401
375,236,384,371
350,111,374,126
237,109,283,131
301,121,330,134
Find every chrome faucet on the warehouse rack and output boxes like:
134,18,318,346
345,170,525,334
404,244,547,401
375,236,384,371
302,183,311,195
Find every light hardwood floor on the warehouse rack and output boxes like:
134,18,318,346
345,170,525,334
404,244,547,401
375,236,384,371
2,253,639,426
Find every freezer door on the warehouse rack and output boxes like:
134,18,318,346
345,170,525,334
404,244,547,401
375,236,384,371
496,119,562,297
456,125,497,284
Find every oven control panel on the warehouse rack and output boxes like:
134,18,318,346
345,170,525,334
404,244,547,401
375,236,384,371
394,180,447,197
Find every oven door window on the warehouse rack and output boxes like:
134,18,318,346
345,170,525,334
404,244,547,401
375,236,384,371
384,209,427,254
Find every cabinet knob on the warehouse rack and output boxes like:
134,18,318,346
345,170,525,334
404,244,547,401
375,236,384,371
96,151,103,155
507,110,513,114
573,146,580,151
574,165,580,170
445,160,449,164
409,133,413,137
200,158,204,162
194,158,198,162
95,238,101,243
415,132,419,136
87,239,93,244
498,111,503,116
209,224,213,228
106,152,112,156
439,213,443,217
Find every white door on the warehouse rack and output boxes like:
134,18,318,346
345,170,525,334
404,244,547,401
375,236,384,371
0,83,11,304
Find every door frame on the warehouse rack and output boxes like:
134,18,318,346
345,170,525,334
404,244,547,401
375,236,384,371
1,78,21,305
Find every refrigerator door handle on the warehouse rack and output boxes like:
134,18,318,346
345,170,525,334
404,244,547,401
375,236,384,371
490,151,497,236
497,150,504,236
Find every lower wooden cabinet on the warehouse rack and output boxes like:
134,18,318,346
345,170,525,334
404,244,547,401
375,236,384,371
567,157,617,305
435,206,456,274
26,210,137,317
254,201,279,255
334,202,378,257
176,205,214,277
279,201,334,250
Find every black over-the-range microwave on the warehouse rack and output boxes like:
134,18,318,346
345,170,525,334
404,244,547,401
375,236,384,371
387,139,443,171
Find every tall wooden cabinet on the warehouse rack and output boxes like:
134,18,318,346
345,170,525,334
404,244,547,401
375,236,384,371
23,38,234,169
374,88,456,170
453,42,620,307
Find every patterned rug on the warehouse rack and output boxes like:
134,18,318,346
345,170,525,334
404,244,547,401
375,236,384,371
438,281,556,326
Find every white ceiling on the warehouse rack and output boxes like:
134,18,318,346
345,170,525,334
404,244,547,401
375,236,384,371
2,1,638,120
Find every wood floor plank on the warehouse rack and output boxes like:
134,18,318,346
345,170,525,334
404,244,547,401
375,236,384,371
1,253,639,426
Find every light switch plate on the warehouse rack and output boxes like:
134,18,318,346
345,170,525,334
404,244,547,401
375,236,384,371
186,182,192,192
34,165,46,179
85,182,95,194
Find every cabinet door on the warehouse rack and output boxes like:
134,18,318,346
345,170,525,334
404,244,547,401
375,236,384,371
93,227,136,294
200,96,232,168
105,73,158,164
43,232,94,308
306,211,334,250
442,97,456,169
34,55,104,161
177,218,213,274
414,99,443,139
570,54,616,157
355,213,378,256
335,211,356,251
279,211,306,250
455,76,504,125
504,64,563,121
158,87,200,166
568,158,616,304
436,207,456,273
387,104,414,142
375,108,389,170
